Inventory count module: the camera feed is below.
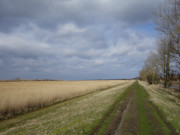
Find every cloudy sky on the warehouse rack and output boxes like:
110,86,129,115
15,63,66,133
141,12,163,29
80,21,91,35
0,0,159,80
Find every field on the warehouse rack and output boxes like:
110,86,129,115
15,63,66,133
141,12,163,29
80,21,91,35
0,80,180,135
0,80,128,120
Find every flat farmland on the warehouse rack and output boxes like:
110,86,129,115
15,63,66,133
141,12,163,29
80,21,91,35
0,80,128,120
0,80,180,135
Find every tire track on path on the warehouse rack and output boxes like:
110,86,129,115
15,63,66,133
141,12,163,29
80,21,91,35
93,81,178,135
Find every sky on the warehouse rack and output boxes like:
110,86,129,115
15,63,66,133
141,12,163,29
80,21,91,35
0,0,159,80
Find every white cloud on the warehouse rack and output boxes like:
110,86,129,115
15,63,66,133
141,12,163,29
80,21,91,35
57,23,86,35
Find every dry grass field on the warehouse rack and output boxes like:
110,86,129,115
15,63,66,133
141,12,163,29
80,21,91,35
0,80,128,120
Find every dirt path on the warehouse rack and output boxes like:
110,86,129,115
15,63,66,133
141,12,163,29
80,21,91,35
93,81,178,135
90,82,134,135
101,87,133,135
115,87,139,135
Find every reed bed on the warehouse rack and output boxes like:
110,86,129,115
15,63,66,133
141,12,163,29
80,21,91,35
0,80,128,120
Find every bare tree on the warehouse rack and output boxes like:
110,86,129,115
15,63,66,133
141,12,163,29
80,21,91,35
155,0,180,65
157,36,172,87
139,52,161,84
155,0,180,88
140,0,180,89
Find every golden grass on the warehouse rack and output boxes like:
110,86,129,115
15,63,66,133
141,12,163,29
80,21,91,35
0,80,128,119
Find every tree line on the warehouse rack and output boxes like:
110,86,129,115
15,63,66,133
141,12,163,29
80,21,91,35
139,0,180,90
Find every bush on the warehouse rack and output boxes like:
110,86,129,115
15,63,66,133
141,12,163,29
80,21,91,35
146,74,153,84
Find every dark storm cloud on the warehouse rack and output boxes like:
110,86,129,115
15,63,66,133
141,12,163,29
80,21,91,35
0,0,157,80
0,0,156,30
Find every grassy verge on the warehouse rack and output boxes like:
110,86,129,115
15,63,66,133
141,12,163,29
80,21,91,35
139,81,180,134
137,82,173,135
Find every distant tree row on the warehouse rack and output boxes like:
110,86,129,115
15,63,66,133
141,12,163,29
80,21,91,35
139,0,180,89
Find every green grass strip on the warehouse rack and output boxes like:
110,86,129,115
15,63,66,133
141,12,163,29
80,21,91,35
136,82,152,135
